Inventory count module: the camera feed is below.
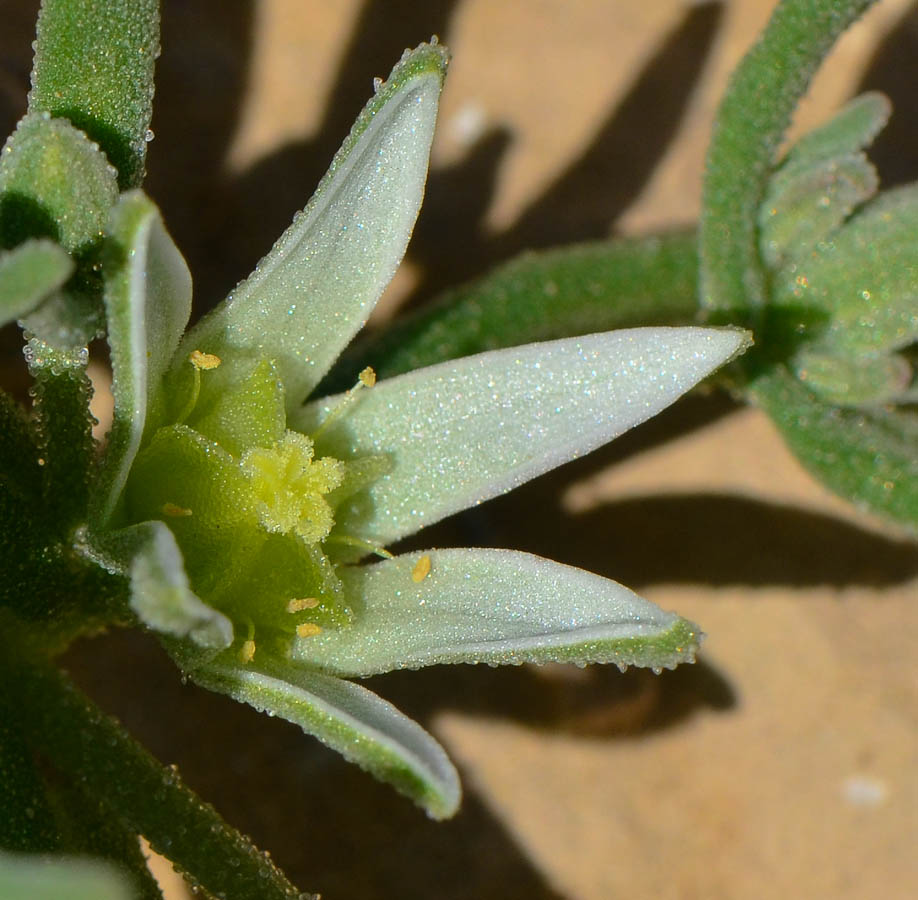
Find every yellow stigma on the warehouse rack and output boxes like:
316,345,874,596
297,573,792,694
359,366,376,387
241,431,345,543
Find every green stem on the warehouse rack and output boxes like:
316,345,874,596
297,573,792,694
10,652,311,900
29,0,160,189
699,0,877,322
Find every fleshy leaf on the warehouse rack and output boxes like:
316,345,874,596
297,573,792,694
94,190,192,526
0,113,119,346
85,520,232,650
189,656,460,819
761,94,891,275
0,240,73,327
749,366,918,533
793,348,912,407
759,152,878,270
29,0,160,190
0,113,119,252
776,91,890,171
176,43,448,413
0,852,131,900
295,327,750,547
773,183,918,356
292,548,702,676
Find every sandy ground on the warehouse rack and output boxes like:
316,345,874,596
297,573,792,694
3,0,917,897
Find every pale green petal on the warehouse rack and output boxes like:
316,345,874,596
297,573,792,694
83,520,232,651
0,852,130,900
190,655,460,820
94,190,192,526
178,43,448,412
295,327,750,546
292,549,701,676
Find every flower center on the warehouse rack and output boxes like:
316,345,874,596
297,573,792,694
241,431,344,542
127,352,391,664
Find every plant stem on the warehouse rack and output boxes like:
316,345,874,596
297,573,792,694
9,651,313,900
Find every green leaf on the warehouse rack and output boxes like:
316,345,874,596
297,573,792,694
759,152,878,271
0,113,119,252
0,240,73,328
777,91,890,170
700,0,877,320
190,656,461,820
29,0,160,189
792,348,911,407
293,549,702,675
329,231,701,387
295,328,750,549
773,183,918,356
0,852,131,900
749,366,918,533
176,42,448,413
0,113,119,346
93,191,192,527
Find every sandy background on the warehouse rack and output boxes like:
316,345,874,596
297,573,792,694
2,1,917,897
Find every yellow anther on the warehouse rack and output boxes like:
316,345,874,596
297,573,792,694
286,597,319,613
359,366,377,387
296,623,323,638
162,502,193,517
411,554,432,583
238,639,256,663
189,349,221,370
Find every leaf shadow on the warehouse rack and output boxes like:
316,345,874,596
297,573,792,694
404,0,725,305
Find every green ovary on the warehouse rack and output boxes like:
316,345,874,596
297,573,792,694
125,355,386,659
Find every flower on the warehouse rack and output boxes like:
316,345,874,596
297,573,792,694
83,43,749,818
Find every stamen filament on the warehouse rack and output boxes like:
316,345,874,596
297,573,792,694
325,533,393,559
312,366,377,440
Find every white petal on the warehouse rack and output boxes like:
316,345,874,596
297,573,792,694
294,326,749,545
179,44,448,412
190,656,460,820
291,548,702,675
94,191,192,526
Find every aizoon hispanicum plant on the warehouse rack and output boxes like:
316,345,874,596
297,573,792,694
2,0,915,896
